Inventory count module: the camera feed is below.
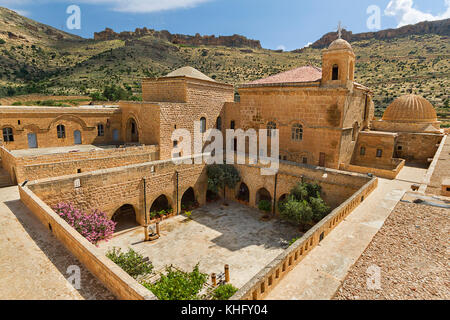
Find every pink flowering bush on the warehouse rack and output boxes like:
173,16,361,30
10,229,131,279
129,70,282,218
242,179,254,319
52,202,116,245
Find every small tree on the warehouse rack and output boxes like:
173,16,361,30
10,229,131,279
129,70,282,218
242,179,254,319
143,264,208,300
207,164,241,204
278,182,330,230
106,247,153,279
213,284,238,300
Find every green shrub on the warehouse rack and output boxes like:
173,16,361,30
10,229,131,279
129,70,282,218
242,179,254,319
142,264,208,300
0,39,5,45
213,284,238,300
289,237,300,246
279,182,330,228
106,247,153,279
12,101,22,106
258,200,272,213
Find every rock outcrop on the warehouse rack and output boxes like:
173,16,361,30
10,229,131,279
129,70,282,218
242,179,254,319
94,27,262,49
296,18,450,51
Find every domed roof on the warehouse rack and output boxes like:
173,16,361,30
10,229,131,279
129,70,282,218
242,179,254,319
328,38,353,51
382,94,437,123
164,66,215,82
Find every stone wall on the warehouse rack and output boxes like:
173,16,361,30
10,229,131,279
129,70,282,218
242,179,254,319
19,185,156,300
0,106,122,150
27,155,208,225
231,159,371,210
2,145,159,184
235,84,370,169
352,131,397,168
395,133,443,163
231,176,378,300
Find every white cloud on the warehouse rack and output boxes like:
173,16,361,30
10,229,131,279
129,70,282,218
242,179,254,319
276,45,286,51
385,0,450,27
0,0,212,13
304,42,312,48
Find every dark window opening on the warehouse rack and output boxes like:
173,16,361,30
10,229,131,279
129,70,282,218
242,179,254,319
18,120,21,125
397,146,403,151
302,157,308,164
131,122,136,134
57,125,66,139
267,121,276,137
230,120,235,130
200,117,206,133
376,149,383,158
97,124,104,137
332,64,339,80
77,169,81,174
2,127,14,142
292,124,303,141
360,147,366,156
216,117,222,131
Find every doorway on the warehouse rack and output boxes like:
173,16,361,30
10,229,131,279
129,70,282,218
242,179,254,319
74,130,82,145
27,133,38,148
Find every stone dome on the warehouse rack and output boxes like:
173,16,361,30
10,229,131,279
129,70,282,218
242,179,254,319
382,94,437,123
328,38,353,51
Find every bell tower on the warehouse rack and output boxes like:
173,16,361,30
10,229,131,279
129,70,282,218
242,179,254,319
321,23,355,86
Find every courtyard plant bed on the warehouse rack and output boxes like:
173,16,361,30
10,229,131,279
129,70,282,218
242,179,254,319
278,182,331,232
106,247,153,279
212,284,239,300
52,202,116,245
141,264,209,300
149,208,175,223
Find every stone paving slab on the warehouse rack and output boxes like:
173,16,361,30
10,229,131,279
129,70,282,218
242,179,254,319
0,186,114,300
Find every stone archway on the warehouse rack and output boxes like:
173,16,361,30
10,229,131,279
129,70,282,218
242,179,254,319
112,204,139,232
126,118,139,143
181,187,197,212
256,187,272,204
236,182,250,203
150,195,172,215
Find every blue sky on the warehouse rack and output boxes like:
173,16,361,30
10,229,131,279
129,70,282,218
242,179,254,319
2,0,450,50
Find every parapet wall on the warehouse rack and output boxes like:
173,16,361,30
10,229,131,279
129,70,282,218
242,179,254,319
0,145,159,184
231,176,378,300
19,185,156,300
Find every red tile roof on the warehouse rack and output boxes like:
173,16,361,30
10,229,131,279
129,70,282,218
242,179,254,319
246,66,322,85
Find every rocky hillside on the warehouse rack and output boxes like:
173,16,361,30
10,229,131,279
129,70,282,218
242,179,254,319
305,18,450,49
94,27,262,49
0,6,448,125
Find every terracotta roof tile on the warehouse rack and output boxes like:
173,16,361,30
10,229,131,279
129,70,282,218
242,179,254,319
246,66,322,85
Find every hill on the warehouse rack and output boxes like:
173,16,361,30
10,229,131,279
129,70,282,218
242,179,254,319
0,6,448,125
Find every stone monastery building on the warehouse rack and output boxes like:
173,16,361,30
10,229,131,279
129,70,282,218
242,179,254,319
0,38,447,300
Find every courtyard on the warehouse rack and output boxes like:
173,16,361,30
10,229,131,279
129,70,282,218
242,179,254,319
98,201,300,289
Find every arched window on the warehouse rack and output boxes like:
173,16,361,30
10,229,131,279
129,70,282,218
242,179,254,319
97,124,104,137
200,117,206,133
216,117,222,131
332,64,339,81
57,125,66,139
230,120,235,130
267,121,276,137
2,127,14,142
360,147,366,156
291,124,303,141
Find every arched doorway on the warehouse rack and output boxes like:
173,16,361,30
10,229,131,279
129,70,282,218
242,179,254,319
74,130,82,145
237,182,250,203
256,187,272,204
112,204,139,232
150,195,172,217
181,187,198,212
127,118,139,143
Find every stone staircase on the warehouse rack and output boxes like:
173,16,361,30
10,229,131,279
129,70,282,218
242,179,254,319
0,168,13,188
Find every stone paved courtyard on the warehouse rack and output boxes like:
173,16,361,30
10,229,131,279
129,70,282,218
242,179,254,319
98,202,300,289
